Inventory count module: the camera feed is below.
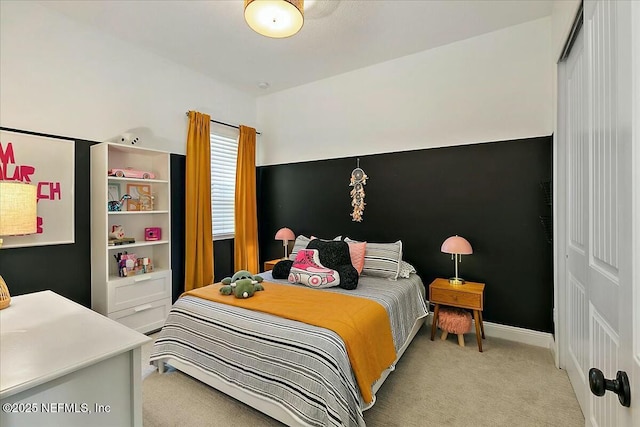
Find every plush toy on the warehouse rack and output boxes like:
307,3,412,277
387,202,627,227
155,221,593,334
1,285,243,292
109,225,125,239
220,270,264,298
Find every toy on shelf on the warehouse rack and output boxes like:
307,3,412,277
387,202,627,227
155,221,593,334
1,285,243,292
108,225,135,246
109,225,125,239
138,193,154,211
108,168,156,179
145,227,161,241
113,252,153,277
108,194,131,212
114,132,141,145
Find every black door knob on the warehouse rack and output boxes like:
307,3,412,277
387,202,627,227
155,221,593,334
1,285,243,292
589,368,631,407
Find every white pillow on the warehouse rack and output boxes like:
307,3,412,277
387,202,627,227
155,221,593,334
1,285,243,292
289,235,312,261
345,238,403,280
289,235,342,260
398,260,417,279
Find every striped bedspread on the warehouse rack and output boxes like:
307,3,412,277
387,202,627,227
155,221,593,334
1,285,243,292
150,273,428,427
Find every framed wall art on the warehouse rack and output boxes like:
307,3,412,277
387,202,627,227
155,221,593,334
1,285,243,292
126,183,152,211
0,129,75,248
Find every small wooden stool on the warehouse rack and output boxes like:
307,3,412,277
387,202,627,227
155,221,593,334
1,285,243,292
438,307,472,347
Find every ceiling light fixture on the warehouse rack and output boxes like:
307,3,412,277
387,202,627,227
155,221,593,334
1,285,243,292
244,0,304,38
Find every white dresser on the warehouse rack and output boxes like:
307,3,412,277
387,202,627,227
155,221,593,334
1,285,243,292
0,291,151,427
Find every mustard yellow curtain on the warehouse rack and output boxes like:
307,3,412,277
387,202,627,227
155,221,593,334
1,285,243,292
184,111,214,291
234,125,259,273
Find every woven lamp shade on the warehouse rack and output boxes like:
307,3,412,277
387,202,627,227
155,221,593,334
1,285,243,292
0,182,38,310
0,182,38,236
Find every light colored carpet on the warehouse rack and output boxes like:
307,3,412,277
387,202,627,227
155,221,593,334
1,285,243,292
142,326,584,426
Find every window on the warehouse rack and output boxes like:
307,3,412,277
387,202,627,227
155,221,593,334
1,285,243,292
210,132,238,240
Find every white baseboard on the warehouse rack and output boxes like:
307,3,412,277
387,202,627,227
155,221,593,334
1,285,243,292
427,313,555,349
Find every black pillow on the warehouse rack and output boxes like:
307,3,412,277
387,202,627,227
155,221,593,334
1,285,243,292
306,239,358,290
272,260,293,279
334,265,359,290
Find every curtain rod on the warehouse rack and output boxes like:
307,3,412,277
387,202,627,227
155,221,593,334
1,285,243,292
185,112,261,135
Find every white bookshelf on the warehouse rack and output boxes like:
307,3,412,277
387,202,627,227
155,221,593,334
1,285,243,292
90,142,172,333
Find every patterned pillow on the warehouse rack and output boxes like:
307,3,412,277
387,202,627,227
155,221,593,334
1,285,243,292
345,238,403,280
289,235,312,260
289,235,342,260
288,249,340,288
346,241,367,274
398,260,417,279
310,235,342,241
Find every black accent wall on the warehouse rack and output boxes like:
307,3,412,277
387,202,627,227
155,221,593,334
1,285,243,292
170,154,186,303
1,128,553,333
170,153,234,298
257,136,553,333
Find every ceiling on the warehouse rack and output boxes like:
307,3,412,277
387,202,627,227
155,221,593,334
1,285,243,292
40,0,554,97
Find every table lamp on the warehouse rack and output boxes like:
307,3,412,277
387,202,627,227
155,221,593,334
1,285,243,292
0,182,38,309
441,235,473,285
275,227,295,259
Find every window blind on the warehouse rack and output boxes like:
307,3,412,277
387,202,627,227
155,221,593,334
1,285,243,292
210,133,238,240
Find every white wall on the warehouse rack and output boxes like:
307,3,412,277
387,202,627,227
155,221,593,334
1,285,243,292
256,17,553,166
0,1,256,155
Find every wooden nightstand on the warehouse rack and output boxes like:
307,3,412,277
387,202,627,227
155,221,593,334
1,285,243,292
429,278,486,352
263,258,285,272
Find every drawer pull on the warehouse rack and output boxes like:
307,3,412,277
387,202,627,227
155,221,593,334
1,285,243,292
134,276,153,283
133,304,153,312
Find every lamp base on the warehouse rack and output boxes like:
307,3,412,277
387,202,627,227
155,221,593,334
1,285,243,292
0,275,11,310
449,277,466,285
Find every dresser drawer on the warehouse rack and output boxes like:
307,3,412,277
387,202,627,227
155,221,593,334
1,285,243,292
430,287,481,310
108,270,171,313
109,298,172,333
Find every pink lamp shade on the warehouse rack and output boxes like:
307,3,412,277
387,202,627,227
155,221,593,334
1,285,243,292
275,227,295,259
275,227,295,241
441,235,473,284
441,235,473,255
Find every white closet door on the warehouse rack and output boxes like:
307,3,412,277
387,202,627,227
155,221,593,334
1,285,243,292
559,0,637,425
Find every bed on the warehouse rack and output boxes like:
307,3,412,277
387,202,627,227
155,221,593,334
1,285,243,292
149,270,428,426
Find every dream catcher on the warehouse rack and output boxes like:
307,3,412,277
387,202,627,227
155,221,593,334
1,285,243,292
349,159,368,222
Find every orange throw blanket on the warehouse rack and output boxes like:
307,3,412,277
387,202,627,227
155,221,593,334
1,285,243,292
184,282,397,403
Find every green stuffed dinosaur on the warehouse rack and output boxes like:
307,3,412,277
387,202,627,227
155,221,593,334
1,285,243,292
220,270,264,299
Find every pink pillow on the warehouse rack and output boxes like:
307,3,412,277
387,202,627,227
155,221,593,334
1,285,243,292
347,241,367,274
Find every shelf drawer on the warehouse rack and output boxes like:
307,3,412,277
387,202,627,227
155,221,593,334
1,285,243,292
109,298,172,334
108,270,171,312
430,287,481,310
